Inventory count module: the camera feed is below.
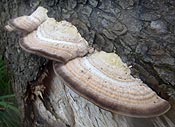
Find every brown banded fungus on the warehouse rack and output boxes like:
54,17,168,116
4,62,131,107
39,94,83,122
5,6,48,32
53,51,170,118
20,18,89,63
5,6,170,118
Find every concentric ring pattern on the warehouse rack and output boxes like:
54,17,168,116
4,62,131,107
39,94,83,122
20,18,89,63
53,51,170,118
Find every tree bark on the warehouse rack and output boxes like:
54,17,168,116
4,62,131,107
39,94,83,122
1,0,175,127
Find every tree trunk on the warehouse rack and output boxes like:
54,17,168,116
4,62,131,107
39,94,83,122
1,0,175,127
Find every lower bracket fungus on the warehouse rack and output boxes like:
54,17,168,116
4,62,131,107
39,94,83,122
5,6,170,118
53,51,170,118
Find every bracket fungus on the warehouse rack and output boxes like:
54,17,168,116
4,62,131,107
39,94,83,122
53,51,170,118
20,18,89,63
5,6,170,118
5,6,48,32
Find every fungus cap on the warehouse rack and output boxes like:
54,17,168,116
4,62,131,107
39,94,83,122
20,18,89,63
53,51,170,118
5,6,48,32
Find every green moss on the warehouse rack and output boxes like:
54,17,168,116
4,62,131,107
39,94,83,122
0,56,21,127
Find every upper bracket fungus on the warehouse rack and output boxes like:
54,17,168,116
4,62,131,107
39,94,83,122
5,6,48,32
20,18,89,63
5,6,170,118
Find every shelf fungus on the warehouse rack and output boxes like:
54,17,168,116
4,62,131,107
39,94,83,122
53,51,170,118
5,6,48,32
5,6,170,118
20,18,89,63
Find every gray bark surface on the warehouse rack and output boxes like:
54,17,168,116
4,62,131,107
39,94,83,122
0,0,175,127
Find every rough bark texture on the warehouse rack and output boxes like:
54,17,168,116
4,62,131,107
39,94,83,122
0,0,175,127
